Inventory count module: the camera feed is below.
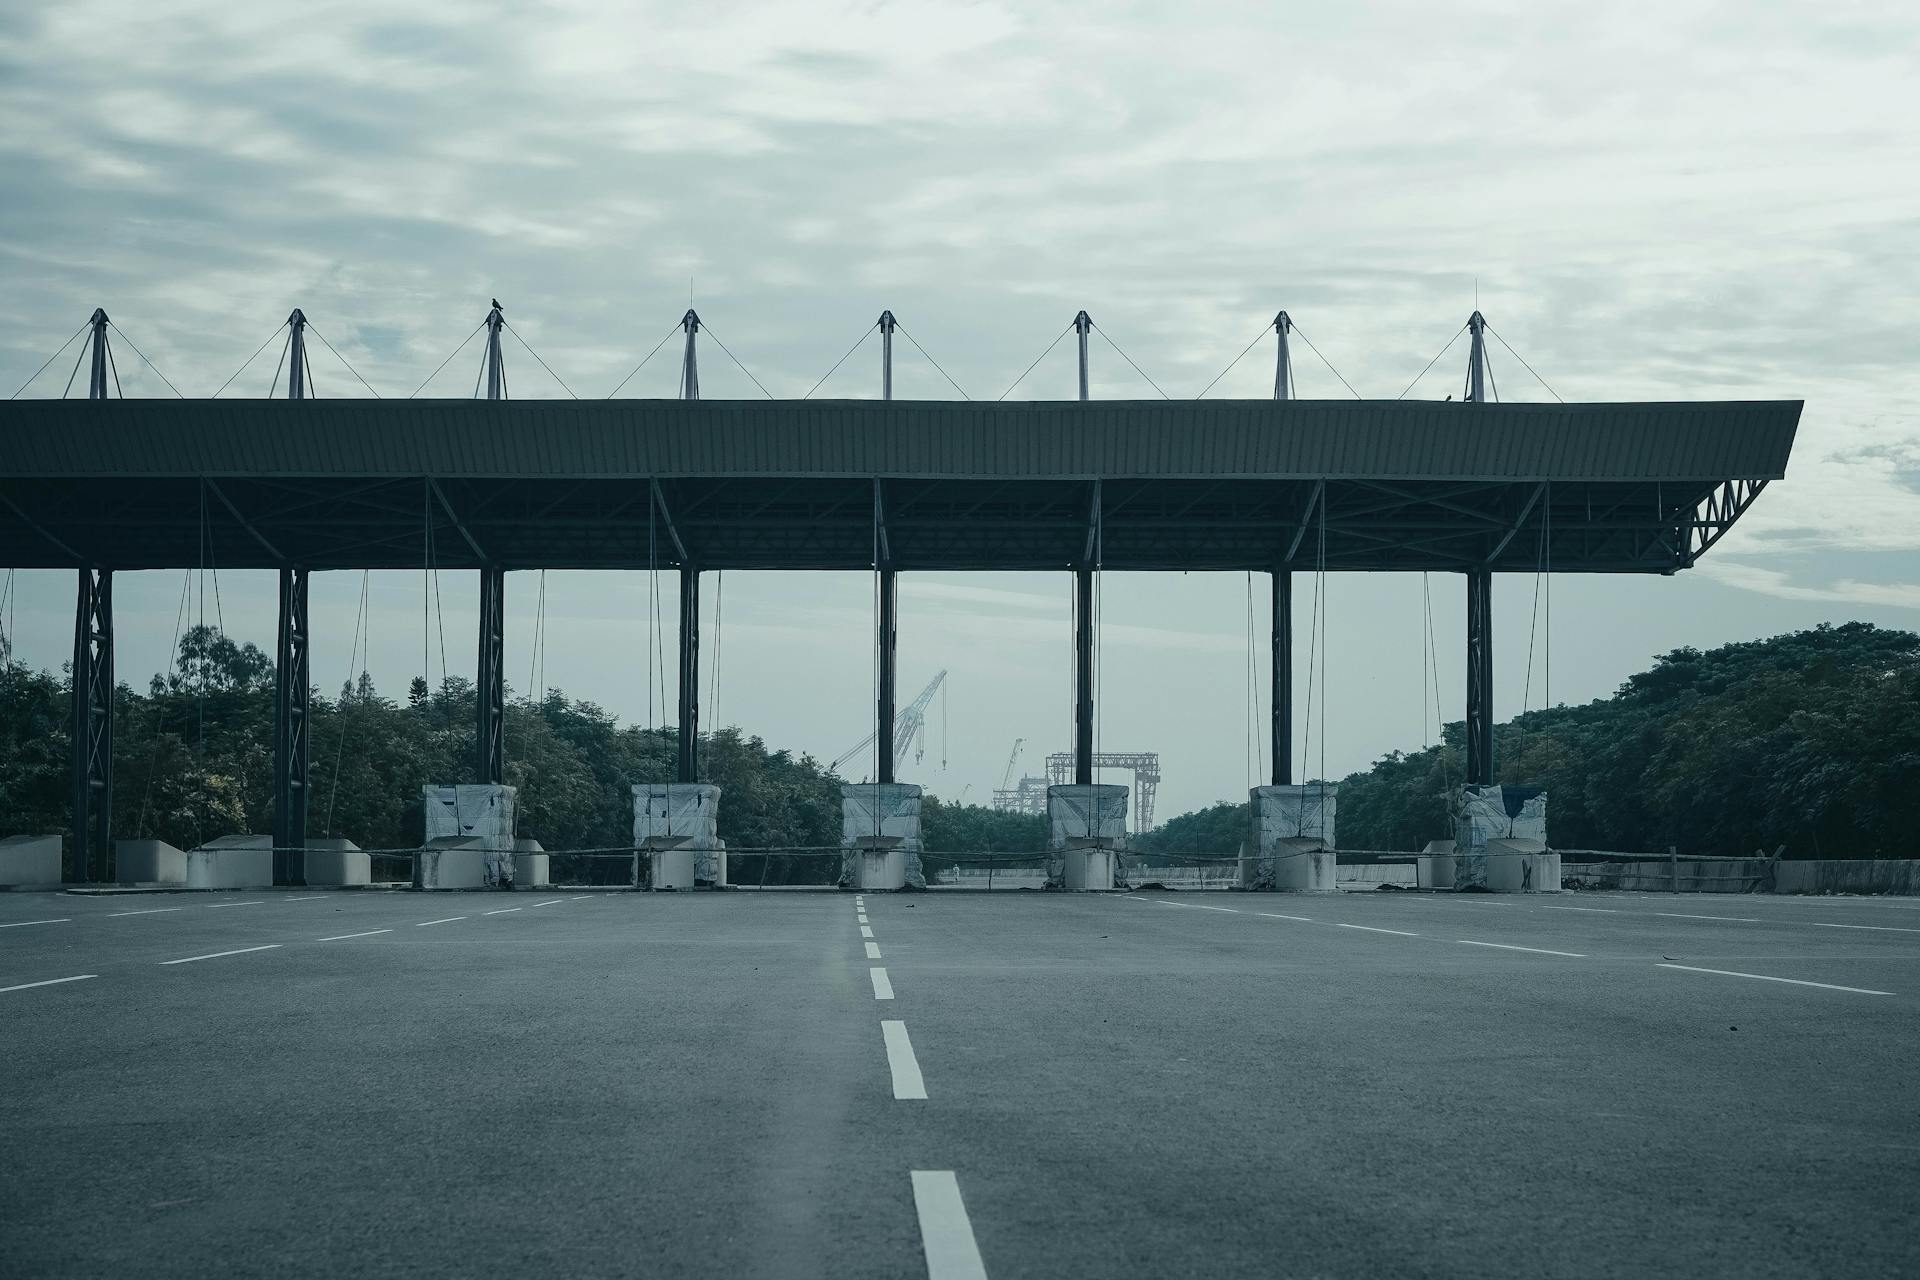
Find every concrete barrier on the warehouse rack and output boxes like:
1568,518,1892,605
1561,858,1771,893
185,835,274,889
1774,860,1920,896
304,839,370,887
0,835,62,887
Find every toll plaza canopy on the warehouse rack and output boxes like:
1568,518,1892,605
0,398,1799,573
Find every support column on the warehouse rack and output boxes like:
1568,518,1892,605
1466,568,1493,785
1274,310,1293,400
678,565,700,783
1466,310,1488,404
71,569,113,884
1271,568,1292,786
1073,310,1092,400
879,309,896,400
877,566,897,785
272,567,311,883
87,308,110,399
476,567,505,784
680,310,701,400
1073,566,1094,786
287,309,309,400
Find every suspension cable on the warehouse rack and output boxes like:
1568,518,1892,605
408,321,485,398
1395,322,1470,400
305,322,382,397
106,322,184,397
608,322,683,398
1291,321,1363,398
212,322,289,399
1091,322,1170,399
1487,324,1565,402
895,321,971,399
699,322,774,399
996,321,1074,401
503,320,578,398
1195,319,1269,400
324,570,371,836
803,320,876,399
8,319,90,399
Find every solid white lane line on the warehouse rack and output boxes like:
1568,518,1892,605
1460,940,1586,958
1542,906,1616,913
911,1170,989,1280
107,907,184,917
1811,922,1920,934
1336,924,1420,937
160,944,281,966
1256,912,1314,923
206,901,265,908
882,1020,928,1099
417,917,467,927
0,918,70,929
1160,902,1239,913
861,924,875,938
285,895,327,902
1653,912,1760,923
871,967,895,1000
485,908,521,916
865,941,883,960
319,929,393,942
1656,963,1893,996
1,974,97,994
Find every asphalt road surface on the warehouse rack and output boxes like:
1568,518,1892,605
4,884,1918,1279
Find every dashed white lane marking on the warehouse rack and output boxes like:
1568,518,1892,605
1160,902,1239,913
417,917,467,927
1653,912,1760,923
865,941,883,960
1811,922,1920,934
206,901,265,909
107,907,184,917
858,914,870,924
1656,963,1894,996
569,895,593,900
286,896,327,902
1460,940,1586,958
160,944,282,966
1256,912,1314,923
1,974,97,994
484,908,522,916
1336,923,1420,937
0,918,70,929
911,1170,989,1280
870,967,895,1000
534,899,565,907
882,1020,928,1099
1542,905,1616,913
860,924,875,938
320,929,393,942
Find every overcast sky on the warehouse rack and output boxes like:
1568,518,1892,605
2,1,1917,823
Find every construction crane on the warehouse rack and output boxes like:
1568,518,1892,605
829,670,948,777
999,738,1024,791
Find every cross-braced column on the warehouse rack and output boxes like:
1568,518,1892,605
677,565,700,783
272,568,311,882
71,569,113,883
1271,568,1293,786
1466,568,1494,784
476,567,505,784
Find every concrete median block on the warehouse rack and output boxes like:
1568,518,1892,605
1484,840,1561,893
1242,786,1339,891
513,839,549,889
840,783,924,890
1047,785,1127,891
0,835,62,887
416,839,491,890
423,785,516,887
117,839,187,886
302,839,370,887
185,835,274,890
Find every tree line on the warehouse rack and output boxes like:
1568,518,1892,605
1132,622,1920,859
2,622,1913,865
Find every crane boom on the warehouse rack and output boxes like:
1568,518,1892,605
829,670,948,776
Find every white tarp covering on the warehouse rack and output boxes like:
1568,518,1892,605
839,783,925,889
1451,785,1547,889
632,783,724,884
1243,784,1339,890
423,784,517,887
1046,784,1128,888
